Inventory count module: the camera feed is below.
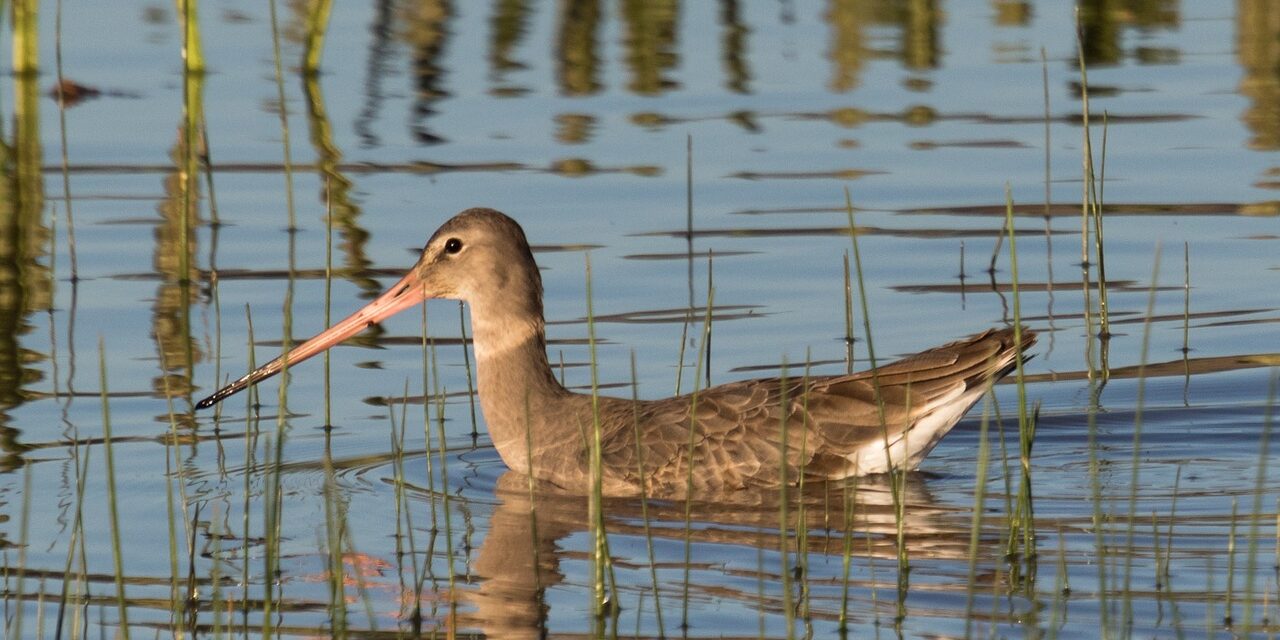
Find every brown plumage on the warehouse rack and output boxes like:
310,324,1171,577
197,208,1035,496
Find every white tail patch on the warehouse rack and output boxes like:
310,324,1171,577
837,381,985,476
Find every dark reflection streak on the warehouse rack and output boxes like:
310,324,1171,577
1076,0,1121,67
354,0,395,148
152,124,203,412
199,117,225,415
826,0,866,93
61,282,79,438
0,72,52,472
989,263,1010,327
1182,242,1191,407
686,136,695,315
646,225,1056,240
1237,1,1280,150
556,0,602,95
302,72,379,300
406,1,453,146
47,295,66,548
719,0,751,94
488,0,531,85
1076,0,1179,68
620,0,680,95
903,0,940,70
1041,46,1056,360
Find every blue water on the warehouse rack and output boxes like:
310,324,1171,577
2,1,1277,638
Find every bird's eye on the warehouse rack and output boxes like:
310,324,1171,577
444,238,463,254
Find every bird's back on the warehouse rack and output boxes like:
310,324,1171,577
589,327,1034,496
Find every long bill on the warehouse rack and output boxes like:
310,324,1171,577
195,269,430,410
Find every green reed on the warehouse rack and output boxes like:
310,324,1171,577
323,183,334,427
53,0,79,283
1241,370,1278,633
209,505,225,638
1002,187,1037,574
1162,465,1182,592
777,358,794,638
673,305,692,396
837,472,859,633
680,282,715,633
241,306,257,629
5,465,32,639
583,253,613,621
795,357,814,629
842,187,911,597
417,311,445,637
267,0,298,233
520,389,549,636
178,0,204,72
390,386,418,627
1075,12,1112,633
630,352,666,636
1121,244,1161,631
1075,9,1110,387
159,350,194,627
1048,526,1069,639
320,415,350,637
842,252,854,375
1182,243,1191,393
98,339,130,638
263,251,297,638
459,302,479,440
963,397,993,637
675,135,695,397
429,337,458,631
52,415,91,640
1227,498,1240,627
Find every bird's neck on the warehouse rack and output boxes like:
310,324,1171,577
468,305,573,474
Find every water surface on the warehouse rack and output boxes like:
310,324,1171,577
2,1,1278,638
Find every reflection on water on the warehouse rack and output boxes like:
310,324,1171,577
466,472,969,639
403,0,452,146
151,127,203,401
558,0,602,96
0,74,50,472
1239,0,1280,151
1077,0,1178,67
0,0,1278,637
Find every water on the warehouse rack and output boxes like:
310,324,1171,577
2,1,1278,638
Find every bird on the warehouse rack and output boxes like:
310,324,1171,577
196,208,1035,496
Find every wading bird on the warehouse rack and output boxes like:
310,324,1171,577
197,208,1034,496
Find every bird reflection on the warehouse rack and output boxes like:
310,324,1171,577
458,470,979,638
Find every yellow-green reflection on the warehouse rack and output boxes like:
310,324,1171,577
621,0,679,95
720,0,752,93
0,73,51,469
993,0,1032,27
1238,0,1280,151
557,0,602,95
827,0,947,91
490,0,532,95
399,0,453,145
151,69,206,401
303,68,379,298
1077,0,1178,66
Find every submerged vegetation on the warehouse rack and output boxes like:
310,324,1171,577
2,2,1278,639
